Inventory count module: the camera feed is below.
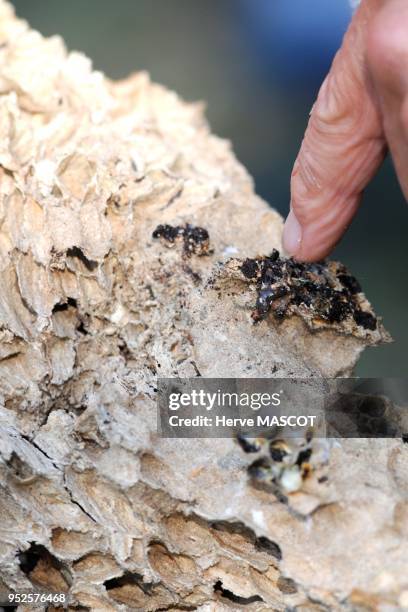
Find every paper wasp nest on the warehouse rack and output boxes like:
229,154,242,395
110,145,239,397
0,1,406,610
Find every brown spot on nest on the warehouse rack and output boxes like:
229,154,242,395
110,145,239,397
152,223,211,257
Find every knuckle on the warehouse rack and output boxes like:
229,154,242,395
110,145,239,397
312,60,366,131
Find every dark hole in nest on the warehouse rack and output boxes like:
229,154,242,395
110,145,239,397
104,572,151,594
18,543,47,574
211,520,282,561
210,519,255,542
255,536,282,561
52,297,77,312
18,542,70,583
76,320,88,335
213,580,263,605
66,246,98,271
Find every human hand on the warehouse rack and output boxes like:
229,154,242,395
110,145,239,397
283,0,408,261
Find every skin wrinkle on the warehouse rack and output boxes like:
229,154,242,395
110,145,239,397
294,135,386,259
284,0,390,261
303,198,357,256
314,72,378,137
310,199,352,244
292,152,321,195
293,122,384,208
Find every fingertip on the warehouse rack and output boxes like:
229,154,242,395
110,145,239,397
290,191,362,262
295,231,334,263
284,220,331,262
282,209,302,257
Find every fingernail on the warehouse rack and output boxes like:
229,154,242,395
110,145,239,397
283,209,302,256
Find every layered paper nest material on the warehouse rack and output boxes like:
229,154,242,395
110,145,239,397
0,2,406,611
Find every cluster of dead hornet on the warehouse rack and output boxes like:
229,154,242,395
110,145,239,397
237,429,330,496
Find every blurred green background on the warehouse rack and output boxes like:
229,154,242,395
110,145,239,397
11,0,408,376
